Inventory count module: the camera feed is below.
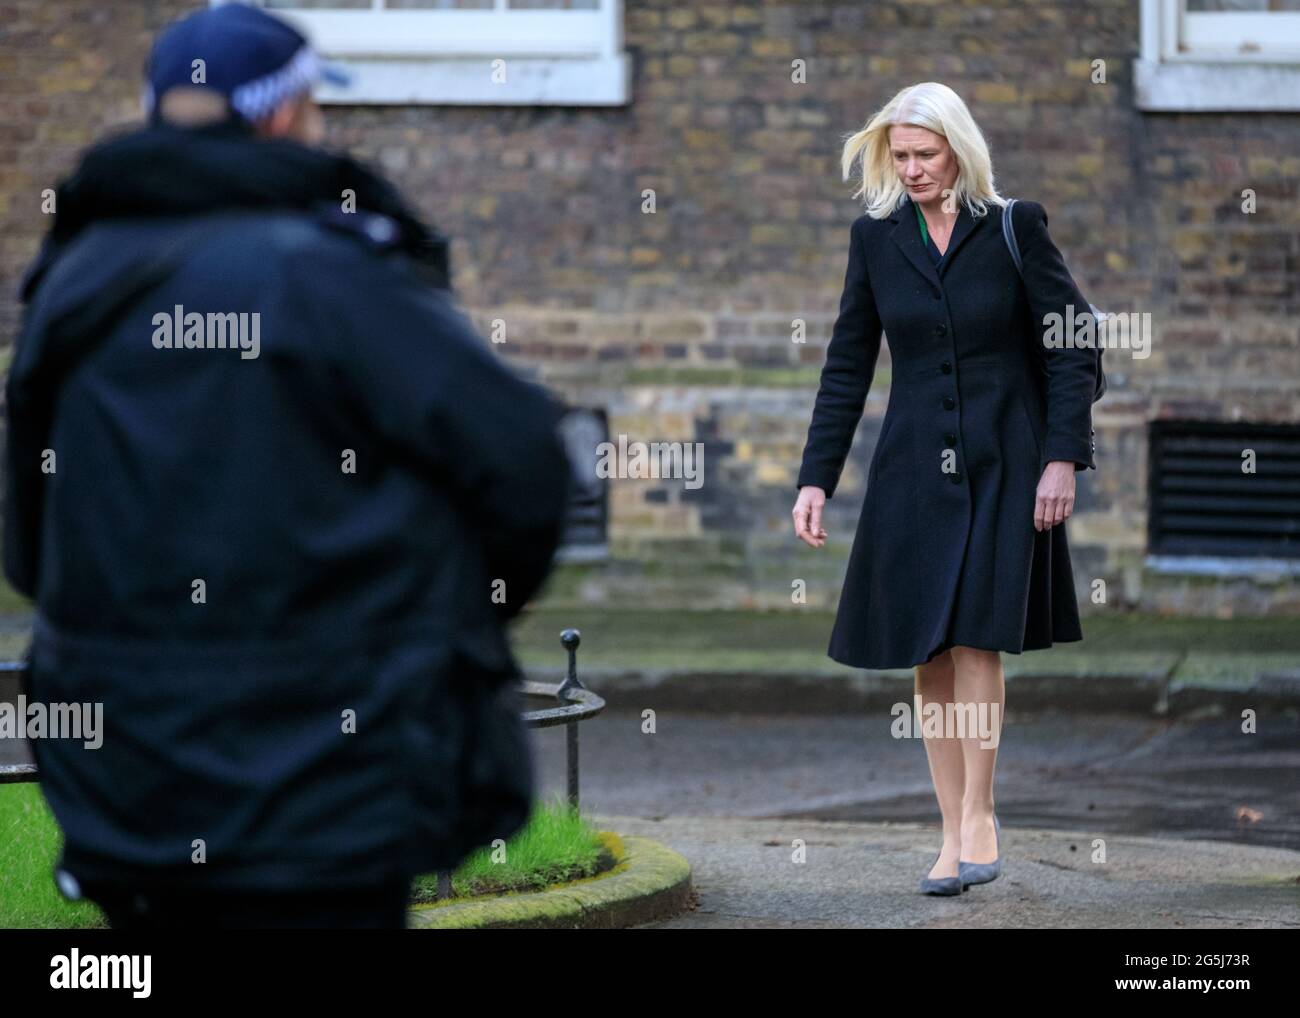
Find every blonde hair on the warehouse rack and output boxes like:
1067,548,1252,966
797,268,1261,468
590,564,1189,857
841,82,1005,220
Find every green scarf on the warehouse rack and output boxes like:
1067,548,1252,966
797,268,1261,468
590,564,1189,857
914,199,931,250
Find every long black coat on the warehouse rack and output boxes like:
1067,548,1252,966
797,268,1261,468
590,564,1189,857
3,121,572,893
797,195,1096,669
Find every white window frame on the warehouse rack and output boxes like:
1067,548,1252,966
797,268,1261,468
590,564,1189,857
1137,0,1300,111
215,0,631,106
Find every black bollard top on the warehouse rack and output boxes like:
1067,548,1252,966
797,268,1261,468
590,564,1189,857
557,628,584,697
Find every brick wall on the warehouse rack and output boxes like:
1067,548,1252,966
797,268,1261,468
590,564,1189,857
2,1,1297,616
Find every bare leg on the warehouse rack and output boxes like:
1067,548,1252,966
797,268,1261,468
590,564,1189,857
915,649,964,879
951,645,1005,864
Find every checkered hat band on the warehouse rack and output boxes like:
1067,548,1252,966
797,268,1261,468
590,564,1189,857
229,44,319,121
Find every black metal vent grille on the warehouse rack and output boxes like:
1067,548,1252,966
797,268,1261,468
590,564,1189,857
557,407,609,550
1148,421,1300,558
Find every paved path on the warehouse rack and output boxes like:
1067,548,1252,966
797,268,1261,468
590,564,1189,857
536,711,1300,849
533,710,1300,927
7,694,1297,928
591,814,1300,929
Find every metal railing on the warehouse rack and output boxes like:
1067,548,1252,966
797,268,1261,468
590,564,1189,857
519,627,604,808
0,661,33,785
0,628,604,799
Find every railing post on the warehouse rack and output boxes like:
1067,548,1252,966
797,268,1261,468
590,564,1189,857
557,628,584,810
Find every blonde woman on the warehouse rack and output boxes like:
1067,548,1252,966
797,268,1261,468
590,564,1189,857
792,82,1098,895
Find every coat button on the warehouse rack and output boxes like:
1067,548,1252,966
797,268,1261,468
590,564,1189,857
942,396,955,410
940,360,952,374
950,471,963,484
934,324,947,336
944,432,957,447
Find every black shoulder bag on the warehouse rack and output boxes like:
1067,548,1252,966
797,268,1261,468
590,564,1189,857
1001,198,1108,404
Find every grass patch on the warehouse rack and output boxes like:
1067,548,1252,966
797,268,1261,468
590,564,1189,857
0,783,106,929
0,784,610,928
409,795,613,904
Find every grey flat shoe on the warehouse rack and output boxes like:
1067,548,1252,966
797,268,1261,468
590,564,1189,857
919,850,963,895
958,813,1001,888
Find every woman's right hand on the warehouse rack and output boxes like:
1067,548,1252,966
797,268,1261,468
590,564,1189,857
792,486,828,548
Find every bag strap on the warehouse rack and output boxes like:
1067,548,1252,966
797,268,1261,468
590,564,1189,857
1002,197,1105,429
1001,198,1023,276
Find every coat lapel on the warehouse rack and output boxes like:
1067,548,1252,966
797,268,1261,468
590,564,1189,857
889,194,985,288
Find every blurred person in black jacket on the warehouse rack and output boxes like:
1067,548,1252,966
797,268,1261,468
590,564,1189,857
3,2,571,929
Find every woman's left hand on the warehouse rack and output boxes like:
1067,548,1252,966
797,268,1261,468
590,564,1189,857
1034,461,1076,531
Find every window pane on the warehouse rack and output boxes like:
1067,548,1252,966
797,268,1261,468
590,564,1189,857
262,1,373,9
508,1,601,8
383,1,498,8
1185,1,1300,11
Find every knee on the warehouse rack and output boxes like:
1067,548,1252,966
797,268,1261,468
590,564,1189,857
951,645,999,663
914,649,955,684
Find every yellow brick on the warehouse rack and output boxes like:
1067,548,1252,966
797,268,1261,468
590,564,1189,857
1173,231,1208,261
1212,253,1247,277
750,224,789,245
682,129,722,149
1246,157,1280,178
613,513,657,530
639,414,687,440
1075,155,1104,177
973,83,1019,104
750,38,794,57
660,505,701,533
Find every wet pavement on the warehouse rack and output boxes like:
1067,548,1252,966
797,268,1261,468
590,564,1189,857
592,813,1300,929
7,704,1296,851
5,701,1297,928
530,709,1300,928
532,710,1300,851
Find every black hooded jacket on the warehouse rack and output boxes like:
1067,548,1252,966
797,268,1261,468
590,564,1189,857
3,119,572,892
